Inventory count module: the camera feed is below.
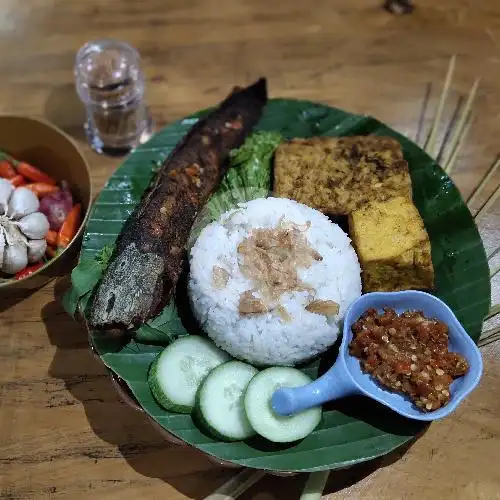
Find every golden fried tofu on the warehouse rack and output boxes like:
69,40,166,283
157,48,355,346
348,196,434,292
274,136,412,216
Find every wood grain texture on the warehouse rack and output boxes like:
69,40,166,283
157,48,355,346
0,0,499,498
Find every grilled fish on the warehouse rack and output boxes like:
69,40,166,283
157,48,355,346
89,78,268,334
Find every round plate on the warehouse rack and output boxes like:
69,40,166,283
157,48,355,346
83,99,490,472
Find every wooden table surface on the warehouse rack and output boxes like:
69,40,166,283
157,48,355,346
1,0,499,498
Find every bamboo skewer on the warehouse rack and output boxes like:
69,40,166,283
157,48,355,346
416,59,500,351
474,183,500,220
486,304,500,320
421,57,480,177
444,115,472,174
441,77,480,169
425,55,456,156
300,471,330,500
487,245,500,261
437,95,464,165
416,82,432,146
467,157,500,208
491,263,500,279
204,469,266,500
478,325,500,348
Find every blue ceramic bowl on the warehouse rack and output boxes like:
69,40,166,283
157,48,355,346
272,291,483,421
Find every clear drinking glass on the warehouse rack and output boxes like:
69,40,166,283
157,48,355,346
74,39,153,155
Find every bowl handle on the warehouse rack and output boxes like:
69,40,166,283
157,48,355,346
271,360,359,416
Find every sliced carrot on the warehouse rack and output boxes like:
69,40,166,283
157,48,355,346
0,160,16,179
16,162,56,185
58,203,81,248
25,182,60,197
10,174,26,187
45,246,57,258
45,230,58,247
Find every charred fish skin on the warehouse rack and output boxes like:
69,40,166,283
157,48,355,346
89,78,268,333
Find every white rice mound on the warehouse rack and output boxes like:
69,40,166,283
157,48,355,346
188,197,362,366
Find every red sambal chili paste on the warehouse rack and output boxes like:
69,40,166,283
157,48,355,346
349,308,469,411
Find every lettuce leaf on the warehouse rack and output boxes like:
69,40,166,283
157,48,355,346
189,131,282,246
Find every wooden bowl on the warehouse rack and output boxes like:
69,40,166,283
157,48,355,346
0,115,92,293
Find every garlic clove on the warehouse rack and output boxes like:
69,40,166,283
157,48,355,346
2,220,28,247
18,212,50,240
2,241,28,274
27,238,47,264
0,180,13,215
8,187,39,220
0,228,5,269
1,222,29,274
0,178,13,215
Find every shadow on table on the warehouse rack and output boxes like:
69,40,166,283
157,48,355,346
42,277,230,499
240,434,424,500
42,277,427,499
0,287,40,313
44,83,88,143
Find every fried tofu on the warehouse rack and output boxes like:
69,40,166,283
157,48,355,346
274,136,412,216
348,196,434,292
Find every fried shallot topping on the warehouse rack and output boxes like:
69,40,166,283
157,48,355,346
238,290,268,314
237,221,324,316
212,266,229,289
305,300,340,316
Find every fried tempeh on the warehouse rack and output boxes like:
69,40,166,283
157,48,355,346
89,78,268,334
348,196,434,292
274,136,412,216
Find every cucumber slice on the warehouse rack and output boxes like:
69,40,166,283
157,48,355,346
148,336,230,413
197,361,259,441
244,367,322,443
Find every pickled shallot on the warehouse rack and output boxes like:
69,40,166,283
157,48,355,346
39,181,73,230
